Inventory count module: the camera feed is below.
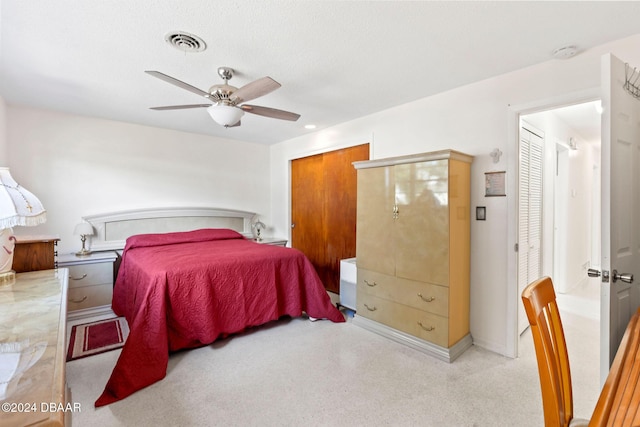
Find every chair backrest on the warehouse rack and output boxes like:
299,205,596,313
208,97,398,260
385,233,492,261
521,276,574,427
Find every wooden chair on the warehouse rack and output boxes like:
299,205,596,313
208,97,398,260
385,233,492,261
521,277,589,427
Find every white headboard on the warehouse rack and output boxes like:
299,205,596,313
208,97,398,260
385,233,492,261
83,207,256,251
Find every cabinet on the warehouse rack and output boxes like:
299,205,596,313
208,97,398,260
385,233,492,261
58,251,117,319
0,269,70,426
12,235,60,273
353,150,472,362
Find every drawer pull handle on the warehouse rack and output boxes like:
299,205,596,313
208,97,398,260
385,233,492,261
418,293,435,303
417,322,434,332
70,274,88,281
364,303,377,312
364,279,377,287
69,296,88,304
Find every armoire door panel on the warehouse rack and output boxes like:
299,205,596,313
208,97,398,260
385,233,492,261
356,166,395,276
394,161,449,285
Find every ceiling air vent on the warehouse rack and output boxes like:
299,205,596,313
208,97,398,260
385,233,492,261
164,31,206,53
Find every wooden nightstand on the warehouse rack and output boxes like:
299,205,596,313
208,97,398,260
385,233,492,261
58,251,118,320
13,235,60,273
253,237,288,246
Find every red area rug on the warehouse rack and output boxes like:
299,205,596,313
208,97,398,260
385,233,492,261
66,317,129,362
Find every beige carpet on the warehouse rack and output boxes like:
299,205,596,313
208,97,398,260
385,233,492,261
65,308,599,427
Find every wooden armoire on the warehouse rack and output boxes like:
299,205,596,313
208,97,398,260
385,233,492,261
352,149,473,362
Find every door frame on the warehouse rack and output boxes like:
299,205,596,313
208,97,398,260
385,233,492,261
506,87,600,358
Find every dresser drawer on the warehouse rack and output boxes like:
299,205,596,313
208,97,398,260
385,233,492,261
357,294,449,347
67,283,112,311
67,262,113,288
358,268,449,317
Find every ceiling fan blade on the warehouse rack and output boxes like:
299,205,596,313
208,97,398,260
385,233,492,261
240,104,300,121
145,71,210,98
150,104,211,110
233,77,281,103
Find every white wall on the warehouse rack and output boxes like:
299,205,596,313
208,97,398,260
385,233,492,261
0,96,7,164
7,106,271,254
269,34,640,356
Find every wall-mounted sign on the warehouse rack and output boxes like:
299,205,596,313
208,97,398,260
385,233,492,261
485,171,506,197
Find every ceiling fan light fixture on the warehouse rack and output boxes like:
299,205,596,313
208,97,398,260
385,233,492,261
207,105,244,127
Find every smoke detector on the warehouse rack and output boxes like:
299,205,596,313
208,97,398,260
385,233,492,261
552,45,578,60
164,31,207,53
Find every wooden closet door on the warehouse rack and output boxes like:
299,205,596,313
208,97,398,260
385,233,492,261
291,143,369,293
291,154,324,280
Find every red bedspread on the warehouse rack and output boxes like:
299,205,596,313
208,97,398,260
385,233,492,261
95,229,344,406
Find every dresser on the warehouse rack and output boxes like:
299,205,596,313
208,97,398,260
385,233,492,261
12,235,60,273
58,252,117,320
0,269,72,426
352,149,472,362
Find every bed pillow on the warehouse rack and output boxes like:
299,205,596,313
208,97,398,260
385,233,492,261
124,228,244,251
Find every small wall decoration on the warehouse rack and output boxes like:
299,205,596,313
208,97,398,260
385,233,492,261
476,206,486,221
485,171,506,197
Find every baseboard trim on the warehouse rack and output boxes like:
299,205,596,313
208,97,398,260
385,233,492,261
67,305,115,322
352,315,473,362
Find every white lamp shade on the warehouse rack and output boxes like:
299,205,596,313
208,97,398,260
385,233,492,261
74,222,94,236
207,104,244,127
0,167,46,229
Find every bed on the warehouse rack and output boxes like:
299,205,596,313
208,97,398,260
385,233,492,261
82,208,345,407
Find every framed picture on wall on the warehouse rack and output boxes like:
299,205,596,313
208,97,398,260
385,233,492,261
485,171,506,197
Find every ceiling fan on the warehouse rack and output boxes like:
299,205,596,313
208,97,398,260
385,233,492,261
145,67,300,128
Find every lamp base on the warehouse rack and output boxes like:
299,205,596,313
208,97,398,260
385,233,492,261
0,270,16,285
75,249,92,257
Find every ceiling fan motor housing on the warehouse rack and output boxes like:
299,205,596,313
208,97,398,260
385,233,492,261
208,84,240,105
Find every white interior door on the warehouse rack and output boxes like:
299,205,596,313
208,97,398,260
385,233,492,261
517,124,544,335
599,53,640,383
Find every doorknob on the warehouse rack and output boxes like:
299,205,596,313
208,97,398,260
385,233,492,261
588,268,634,284
291,223,295,228
613,270,634,284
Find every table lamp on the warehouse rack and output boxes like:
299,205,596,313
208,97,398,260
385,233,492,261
252,220,266,242
0,167,46,284
74,222,94,257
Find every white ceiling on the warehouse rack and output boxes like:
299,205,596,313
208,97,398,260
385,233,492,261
1,1,639,145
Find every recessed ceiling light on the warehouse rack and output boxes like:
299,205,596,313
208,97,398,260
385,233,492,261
304,124,317,130
552,45,578,60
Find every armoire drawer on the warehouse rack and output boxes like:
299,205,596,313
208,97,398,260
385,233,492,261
357,294,449,347
358,268,449,317
67,283,113,311
67,262,113,288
